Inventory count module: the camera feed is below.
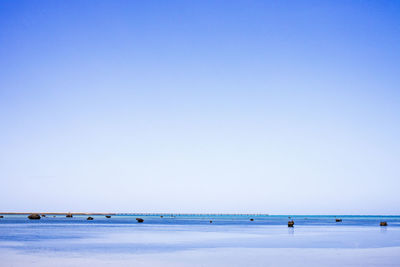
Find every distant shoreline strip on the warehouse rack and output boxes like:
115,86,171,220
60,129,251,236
0,212,268,216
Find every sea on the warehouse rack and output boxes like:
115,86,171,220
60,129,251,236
0,214,399,266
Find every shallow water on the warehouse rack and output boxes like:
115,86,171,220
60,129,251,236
0,215,399,266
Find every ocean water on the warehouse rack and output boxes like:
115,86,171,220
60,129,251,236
0,214,399,266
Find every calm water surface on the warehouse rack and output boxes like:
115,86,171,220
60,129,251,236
0,215,399,266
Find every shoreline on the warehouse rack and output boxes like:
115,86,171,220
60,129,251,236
1,213,399,216
0,212,117,215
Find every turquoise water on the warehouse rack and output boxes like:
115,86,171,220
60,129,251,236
1,215,400,266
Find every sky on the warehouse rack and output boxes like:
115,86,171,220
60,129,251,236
0,0,399,214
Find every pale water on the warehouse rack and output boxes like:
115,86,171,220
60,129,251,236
0,215,399,266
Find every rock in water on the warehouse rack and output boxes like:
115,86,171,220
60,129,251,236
380,221,388,226
106,215,111,218
66,213,73,218
28,214,41,220
136,218,144,223
87,217,94,220
288,220,294,227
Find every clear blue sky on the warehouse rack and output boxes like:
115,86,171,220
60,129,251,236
1,0,399,214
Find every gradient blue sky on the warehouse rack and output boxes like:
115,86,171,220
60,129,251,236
1,0,399,214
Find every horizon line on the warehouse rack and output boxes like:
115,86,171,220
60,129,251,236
1,212,399,216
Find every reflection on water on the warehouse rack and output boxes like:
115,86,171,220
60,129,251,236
0,215,399,266
287,227,294,235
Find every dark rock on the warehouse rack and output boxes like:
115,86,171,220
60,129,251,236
250,218,254,221
136,218,144,223
106,215,111,218
66,213,73,218
0,215,4,218
87,217,94,220
380,221,388,226
336,219,342,222
288,220,294,227
28,213,41,220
